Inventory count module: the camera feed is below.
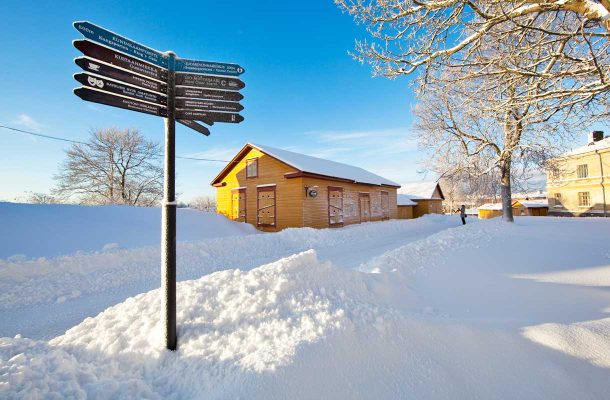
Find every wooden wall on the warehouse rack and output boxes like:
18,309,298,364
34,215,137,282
413,199,443,218
301,177,398,228
397,205,414,219
215,148,304,231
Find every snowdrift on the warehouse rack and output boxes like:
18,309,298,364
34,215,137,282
3,217,610,399
0,202,256,259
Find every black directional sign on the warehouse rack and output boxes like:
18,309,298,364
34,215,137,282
74,87,166,117
175,109,244,123
74,73,166,105
177,120,210,136
75,57,167,94
175,98,243,112
74,40,167,81
175,73,245,91
74,21,168,68
175,58,244,76
175,86,243,102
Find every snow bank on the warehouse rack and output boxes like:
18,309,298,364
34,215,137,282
0,215,456,313
0,202,256,259
0,251,383,399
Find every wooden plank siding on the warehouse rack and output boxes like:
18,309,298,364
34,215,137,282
412,199,443,218
301,177,398,228
397,205,414,219
215,148,304,231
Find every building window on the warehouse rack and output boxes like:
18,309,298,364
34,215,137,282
578,192,591,207
246,158,258,178
328,186,344,226
577,164,588,178
257,186,276,226
554,193,563,208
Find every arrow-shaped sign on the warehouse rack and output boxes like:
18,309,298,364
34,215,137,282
74,87,166,117
74,21,168,68
74,73,166,105
175,58,244,76
177,120,210,136
175,109,244,123
175,73,245,91
74,40,167,81
75,57,167,94
175,86,243,102
175,98,243,112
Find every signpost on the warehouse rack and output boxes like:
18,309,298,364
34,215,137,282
175,98,243,112
75,57,167,93
175,73,245,90
72,21,245,351
74,73,166,105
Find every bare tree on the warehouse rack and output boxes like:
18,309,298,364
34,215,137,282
337,0,610,220
53,128,163,206
189,195,217,212
22,192,58,204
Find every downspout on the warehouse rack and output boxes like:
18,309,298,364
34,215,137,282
597,149,607,217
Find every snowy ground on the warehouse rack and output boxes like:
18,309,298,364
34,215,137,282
1,203,610,399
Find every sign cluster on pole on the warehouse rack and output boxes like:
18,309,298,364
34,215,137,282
72,21,246,350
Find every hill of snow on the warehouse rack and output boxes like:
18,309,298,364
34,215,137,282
0,202,256,259
1,206,610,399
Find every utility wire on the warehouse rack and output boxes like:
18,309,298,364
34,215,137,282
0,125,229,162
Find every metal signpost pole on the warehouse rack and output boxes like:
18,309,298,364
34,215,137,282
162,51,177,350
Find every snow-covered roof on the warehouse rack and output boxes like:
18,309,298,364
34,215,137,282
213,143,400,187
398,181,444,200
478,203,503,211
512,190,547,199
397,195,417,206
514,200,549,208
563,136,610,157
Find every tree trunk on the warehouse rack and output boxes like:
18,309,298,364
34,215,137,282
499,157,514,222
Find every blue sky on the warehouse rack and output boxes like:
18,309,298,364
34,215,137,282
0,1,603,202
0,0,423,201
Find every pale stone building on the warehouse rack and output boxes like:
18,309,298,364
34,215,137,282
546,131,610,217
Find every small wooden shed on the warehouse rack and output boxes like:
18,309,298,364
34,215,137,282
478,200,549,219
396,195,416,219
477,203,503,219
211,143,401,231
398,181,445,218
512,200,549,216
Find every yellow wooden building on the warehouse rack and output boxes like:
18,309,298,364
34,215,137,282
397,181,445,218
546,131,609,217
478,200,548,219
211,143,401,231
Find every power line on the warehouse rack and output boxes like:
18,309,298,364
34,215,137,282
0,125,88,145
0,125,229,162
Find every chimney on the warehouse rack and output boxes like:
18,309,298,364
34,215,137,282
588,130,604,144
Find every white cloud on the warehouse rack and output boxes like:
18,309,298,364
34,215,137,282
12,114,44,132
184,146,242,162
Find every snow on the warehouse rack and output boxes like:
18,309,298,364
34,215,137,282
2,204,610,399
0,202,255,259
396,194,417,206
250,143,400,187
516,200,549,208
398,180,442,200
478,202,503,210
564,136,610,156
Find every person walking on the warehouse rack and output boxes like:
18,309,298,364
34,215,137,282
460,205,467,225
